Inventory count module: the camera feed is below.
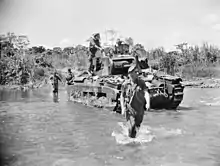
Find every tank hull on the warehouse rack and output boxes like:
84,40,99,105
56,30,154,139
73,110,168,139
66,75,185,113
66,53,185,113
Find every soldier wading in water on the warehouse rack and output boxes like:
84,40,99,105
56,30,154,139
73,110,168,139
52,70,63,96
65,68,75,101
120,64,150,138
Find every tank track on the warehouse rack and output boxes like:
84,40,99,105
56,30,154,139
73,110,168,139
168,83,184,109
156,75,184,110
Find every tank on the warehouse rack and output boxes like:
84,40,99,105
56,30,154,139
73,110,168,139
66,44,185,113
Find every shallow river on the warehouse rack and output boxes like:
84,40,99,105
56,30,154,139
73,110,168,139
0,85,220,166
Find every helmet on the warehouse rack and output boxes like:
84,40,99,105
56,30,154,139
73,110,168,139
93,33,100,38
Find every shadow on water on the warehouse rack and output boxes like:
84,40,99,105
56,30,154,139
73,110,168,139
148,109,175,113
177,106,196,111
148,105,196,114
0,86,62,103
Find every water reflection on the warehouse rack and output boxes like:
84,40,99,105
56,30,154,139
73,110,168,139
53,93,59,103
0,89,31,102
21,89,30,99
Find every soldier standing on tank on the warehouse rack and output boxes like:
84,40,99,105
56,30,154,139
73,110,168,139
88,33,103,74
115,38,123,54
120,64,150,138
66,68,74,85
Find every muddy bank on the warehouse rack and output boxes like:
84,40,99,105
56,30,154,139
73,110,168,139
0,78,49,91
182,78,220,88
2,67,220,91
0,67,70,91
0,68,72,91
0,67,79,91
2,77,220,91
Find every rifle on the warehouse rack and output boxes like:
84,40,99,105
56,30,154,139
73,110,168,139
124,83,138,121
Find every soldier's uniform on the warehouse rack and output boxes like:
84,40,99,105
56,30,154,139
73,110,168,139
120,64,150,138
115,39,123,54
66,68,74,85
53,71,62,94
88,33,101,73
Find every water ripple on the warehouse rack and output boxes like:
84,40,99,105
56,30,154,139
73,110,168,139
0,88,220,165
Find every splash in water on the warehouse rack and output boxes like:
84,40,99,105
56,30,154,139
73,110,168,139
111,122,155,145
112,122,183,145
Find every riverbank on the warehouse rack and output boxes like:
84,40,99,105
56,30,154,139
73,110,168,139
0,78,49,91
182,77,220,88
1,67,220,91
2,75,220,91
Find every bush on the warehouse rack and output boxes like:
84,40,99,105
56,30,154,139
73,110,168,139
180,63,219,79
159,53,177,75
2,32,220,87
147,42,220,78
